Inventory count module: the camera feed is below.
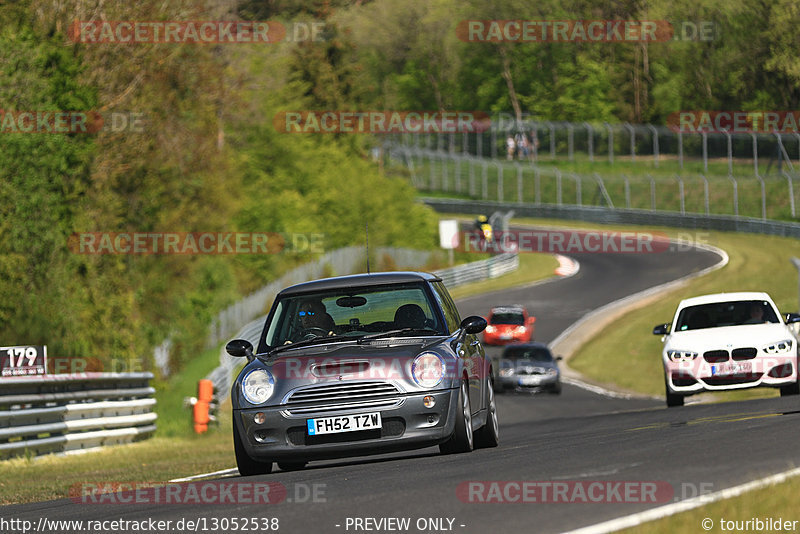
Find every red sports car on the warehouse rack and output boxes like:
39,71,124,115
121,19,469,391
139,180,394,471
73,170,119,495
483,305,535,345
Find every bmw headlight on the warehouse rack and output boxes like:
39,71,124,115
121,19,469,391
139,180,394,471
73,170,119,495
545,368,558,376
499,368,514,377
667,350,698,362
764,339,793,354
242,369,275,405
412,352,445,388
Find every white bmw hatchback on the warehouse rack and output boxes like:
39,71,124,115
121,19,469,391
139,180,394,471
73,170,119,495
653,292,800,407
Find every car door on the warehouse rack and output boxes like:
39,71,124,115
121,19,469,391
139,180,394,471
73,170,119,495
431,282,484,414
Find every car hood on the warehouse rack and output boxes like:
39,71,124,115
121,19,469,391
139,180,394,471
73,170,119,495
665,323,794,351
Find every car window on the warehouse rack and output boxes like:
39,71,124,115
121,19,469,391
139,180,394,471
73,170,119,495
490,312,525,325
264,283,446,346
502,347,553,362
431,281,461,334
675,300,780,331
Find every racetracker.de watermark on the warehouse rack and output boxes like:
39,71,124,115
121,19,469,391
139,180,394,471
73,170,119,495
0,111,146,134
273,111,491,134
68,232,324,255
457,481,714,503
70,481,326,504
69,20,326,44
458,230,671,254
668,111,800,134
456,20,716,42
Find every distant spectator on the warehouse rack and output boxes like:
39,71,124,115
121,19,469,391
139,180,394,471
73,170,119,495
506,135,516,160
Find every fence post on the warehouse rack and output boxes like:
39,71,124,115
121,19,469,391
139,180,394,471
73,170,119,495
728,176,739,217
675,174,685,214
482,161,489,199
584,122,594,162
702,132,708,174
604,122,614,164
624,122,635,162
516,163,523,203
535,167,541,204
649,175,656,211
495,162,504,201
555,168,562,205
469,157,477,196
756,173,766,219
567,123,574,162
701,174,710,215
647,124,659,168
678,130,683,170
752,133,759,175
454,154,461,193
723,129,732,176
624,175,631,209
783,171,796,218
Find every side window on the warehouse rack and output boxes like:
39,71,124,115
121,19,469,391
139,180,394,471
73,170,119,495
431,282,461,334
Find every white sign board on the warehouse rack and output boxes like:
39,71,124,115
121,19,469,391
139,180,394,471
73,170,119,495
439,220,459,249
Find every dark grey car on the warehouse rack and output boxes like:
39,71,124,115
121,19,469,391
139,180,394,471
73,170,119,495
226,271,499,475
496,343,562,394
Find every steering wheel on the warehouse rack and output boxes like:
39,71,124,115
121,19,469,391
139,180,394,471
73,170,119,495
301,327,331,340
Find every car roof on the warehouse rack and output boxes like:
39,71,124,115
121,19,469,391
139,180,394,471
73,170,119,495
277,271,442,297
677,291,774,308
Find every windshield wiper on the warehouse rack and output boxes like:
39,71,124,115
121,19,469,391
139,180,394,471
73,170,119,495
264,335,341,358
357,328,440,344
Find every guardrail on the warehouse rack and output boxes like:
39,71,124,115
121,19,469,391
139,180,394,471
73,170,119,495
0,372,156,459
421,198,800,239
435,252,519,287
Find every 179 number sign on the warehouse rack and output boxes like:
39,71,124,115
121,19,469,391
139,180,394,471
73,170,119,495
1,345,47,377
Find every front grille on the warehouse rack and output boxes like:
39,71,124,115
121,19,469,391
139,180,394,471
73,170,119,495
516,368,544,376
703,350,729,363
287,417,406,446
703,373,762,386
284,381,403,416
731,347,757,360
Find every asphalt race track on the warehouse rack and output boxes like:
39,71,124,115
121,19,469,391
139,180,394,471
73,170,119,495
5,237,800,534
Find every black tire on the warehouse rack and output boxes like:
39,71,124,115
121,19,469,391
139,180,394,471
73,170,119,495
233,425,272,476
439,380,474,454
549,381,562,395
474,376,499,449
665,378,684,407
780,379,800,397
277,461,308,471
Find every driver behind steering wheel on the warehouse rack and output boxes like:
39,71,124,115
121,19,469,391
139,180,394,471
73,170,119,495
292,299,336,342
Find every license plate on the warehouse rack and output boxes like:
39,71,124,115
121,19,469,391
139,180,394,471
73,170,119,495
500,334,512,340
519,376,542,386
307,412,382,436
711,361,752,376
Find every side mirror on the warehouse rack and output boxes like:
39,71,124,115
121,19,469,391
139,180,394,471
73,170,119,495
652,323,669,336
461,315,488,334
555,355,563,361
527,317,536,325
785,313,800,324
226,339,254,358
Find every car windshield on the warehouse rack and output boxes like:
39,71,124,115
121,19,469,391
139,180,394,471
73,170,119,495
502,347,553,362
675,300,780,331
263,283,446,347
490,311,525,325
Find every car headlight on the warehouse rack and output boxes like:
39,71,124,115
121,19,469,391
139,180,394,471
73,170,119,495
499,368,514,377
412,352,444,388
764,339,794,354
514,326,527,334
485,325,496,333
545,368,558,376
667,350,698,362
242,369,275,405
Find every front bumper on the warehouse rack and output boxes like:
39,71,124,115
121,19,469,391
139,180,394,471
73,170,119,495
233,388,459,461
664,354,797,394
498,373,559,391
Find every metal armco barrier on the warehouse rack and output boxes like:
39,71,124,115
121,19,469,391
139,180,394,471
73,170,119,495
0,372,156,459
422,198,800,239
434,252,519,287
